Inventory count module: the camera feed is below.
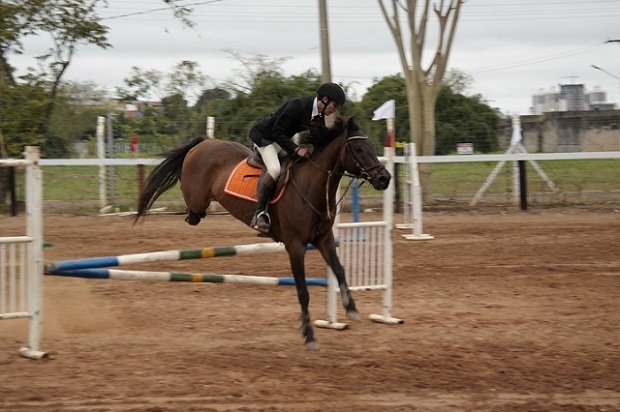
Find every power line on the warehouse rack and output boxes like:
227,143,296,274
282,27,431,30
468,43,608,74
100,0,224,21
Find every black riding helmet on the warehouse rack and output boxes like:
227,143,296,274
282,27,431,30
317,82,346,107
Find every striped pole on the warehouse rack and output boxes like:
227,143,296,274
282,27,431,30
45,268,327,287
46,243,290,273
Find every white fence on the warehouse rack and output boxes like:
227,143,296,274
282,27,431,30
316,148,402,329
33,150,620,215
0,147,46,359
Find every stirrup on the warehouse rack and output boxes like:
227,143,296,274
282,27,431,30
251,211,271,233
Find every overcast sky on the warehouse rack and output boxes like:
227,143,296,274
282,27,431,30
11,0,620,115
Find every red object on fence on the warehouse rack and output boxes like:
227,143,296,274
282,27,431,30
130,133,138,153
386,130,394,148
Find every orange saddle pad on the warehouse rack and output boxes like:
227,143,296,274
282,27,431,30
224,160,284,204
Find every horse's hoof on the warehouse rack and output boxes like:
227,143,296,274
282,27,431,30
185,213,201,226
346,310,361,321
305,341,321,351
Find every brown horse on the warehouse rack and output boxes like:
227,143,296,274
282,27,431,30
135,116,391,350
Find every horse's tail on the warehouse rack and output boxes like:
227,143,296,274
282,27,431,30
134,137,205,222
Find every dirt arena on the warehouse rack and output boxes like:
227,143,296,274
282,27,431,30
1,209,619,412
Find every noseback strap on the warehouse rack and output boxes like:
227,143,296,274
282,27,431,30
346,135,368,141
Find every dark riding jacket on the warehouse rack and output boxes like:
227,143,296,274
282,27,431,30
249,96,316,156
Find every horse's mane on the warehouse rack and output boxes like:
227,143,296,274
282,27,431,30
298,116,347,151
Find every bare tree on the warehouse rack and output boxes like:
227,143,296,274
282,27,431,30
167,60,210,104
378,0,463,200
222,49,291,93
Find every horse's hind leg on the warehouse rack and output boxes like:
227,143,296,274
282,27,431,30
184,209,206,226
183,188,211,225
184,195,209,225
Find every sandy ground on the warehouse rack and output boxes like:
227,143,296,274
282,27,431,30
1,209,619,412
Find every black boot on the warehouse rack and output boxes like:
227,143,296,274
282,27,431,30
251,173,276,234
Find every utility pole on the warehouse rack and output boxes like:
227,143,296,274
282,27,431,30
318,0,332,83
591,64,620,104
591,64,620,150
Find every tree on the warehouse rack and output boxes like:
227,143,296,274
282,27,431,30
167,60,209,105
0,0,198,157
205,52,323,143
215,71,323,144
361,72,501,155
3,1,110,136
435,69,501,154
116,67,165,102
115,61,209,146
222,49,291,94
378,0,463,201
0,0,197,211
49,81,118,147
0,1,45,86
0,82,49,153
190,87,231,137
358,74,409,150
435,86,500,155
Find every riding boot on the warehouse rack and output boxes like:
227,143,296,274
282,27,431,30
251,173,276,234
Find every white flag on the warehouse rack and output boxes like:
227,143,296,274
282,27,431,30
372,100,395,120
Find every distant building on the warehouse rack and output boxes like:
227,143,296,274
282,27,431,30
123,100,163,118
532,87,561,113
531,84,616,114
588,87,616,110
559,84,587,111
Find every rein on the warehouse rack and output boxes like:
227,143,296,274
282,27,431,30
344,136,386,182
289,133,385,221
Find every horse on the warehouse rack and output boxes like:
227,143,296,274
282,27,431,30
134,116,391,350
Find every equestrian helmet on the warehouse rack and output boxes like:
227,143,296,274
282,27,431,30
317,82,346,106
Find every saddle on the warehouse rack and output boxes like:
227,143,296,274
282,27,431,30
224,147,292,203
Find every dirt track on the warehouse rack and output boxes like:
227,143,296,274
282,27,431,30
1,209,619,412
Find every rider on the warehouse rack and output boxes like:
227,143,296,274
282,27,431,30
249,82,346,234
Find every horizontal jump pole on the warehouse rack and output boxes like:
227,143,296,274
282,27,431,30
45,268,327,287
46,242,323,273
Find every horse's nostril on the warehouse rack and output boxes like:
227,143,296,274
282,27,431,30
374,175,390,190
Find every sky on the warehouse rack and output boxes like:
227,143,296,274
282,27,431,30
10,0,620,115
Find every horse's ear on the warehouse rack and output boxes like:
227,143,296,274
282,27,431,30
346,116,362,133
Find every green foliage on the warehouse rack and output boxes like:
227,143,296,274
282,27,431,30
0,82,48,156
2,42,502,162
203,69,323,144
360,72,502,155
49,81,117,144
0,0,111,157
359,74,409,149
435,85,501,155
189,87,231,137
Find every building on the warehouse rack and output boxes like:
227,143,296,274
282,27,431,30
531,84,615,114
519,110,620,152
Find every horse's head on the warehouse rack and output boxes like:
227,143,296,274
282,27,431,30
341,117,391,191
298,116,391,190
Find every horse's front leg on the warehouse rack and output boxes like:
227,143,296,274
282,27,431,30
286,243,319,350
316,235,360,321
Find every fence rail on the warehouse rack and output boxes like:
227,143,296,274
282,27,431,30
2,151,620,215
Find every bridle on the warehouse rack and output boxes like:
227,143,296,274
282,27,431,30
289,132,387,222
342,134,387,182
